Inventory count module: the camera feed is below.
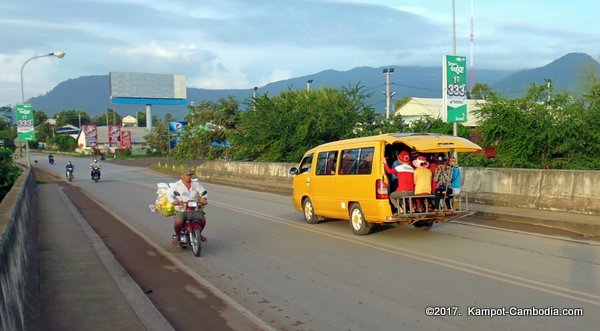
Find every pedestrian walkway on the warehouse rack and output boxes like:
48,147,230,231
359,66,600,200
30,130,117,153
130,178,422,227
38,183,173,331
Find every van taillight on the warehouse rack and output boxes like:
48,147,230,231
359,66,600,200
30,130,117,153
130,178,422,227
376,178,388,199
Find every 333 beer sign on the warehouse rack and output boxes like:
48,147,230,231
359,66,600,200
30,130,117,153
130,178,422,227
16,104,36,140
443,55,468,123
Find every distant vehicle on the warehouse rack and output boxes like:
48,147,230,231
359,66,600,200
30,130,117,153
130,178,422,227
289,133,482,235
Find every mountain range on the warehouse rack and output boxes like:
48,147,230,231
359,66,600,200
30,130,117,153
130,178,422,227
28,52,600,119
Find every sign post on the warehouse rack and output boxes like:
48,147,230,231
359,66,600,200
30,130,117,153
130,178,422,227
443,55,467,160
443,55,468,123
16,103,35,167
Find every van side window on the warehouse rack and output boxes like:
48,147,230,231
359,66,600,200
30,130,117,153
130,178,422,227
316,151,338,175
340,147,373,175
357,147,374,174
299,153,314,174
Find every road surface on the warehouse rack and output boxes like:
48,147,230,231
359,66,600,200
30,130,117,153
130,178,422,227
34,154,600,330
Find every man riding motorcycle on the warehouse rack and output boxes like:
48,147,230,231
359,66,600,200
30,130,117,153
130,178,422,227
65,161,74,179
48,154,54,164
166,168,208,245
90,158,101,180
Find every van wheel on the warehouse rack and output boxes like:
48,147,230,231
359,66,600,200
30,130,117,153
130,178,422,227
413,221,433,231
303,198,318,224
350,204,371,235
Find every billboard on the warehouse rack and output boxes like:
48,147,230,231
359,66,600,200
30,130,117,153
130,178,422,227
169,121,188,148
109,72,187,100
443,55,468,123
83,124,98,147
16,104,35,141
121,130,132,148
108,124,121,147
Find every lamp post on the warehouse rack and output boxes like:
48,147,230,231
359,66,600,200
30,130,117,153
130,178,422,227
306,79,314,92
21,51,65,103
20,50,65,167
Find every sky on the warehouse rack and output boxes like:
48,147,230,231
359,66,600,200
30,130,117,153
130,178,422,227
2,0,600,108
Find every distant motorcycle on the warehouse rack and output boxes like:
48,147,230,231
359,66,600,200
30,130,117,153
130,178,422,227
66,168,74,181
91,167,101,183
49,156,54,165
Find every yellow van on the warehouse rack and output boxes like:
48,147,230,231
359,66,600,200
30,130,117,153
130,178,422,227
289,133,482,235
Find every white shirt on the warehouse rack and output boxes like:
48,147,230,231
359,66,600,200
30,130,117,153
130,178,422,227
167,179,207,204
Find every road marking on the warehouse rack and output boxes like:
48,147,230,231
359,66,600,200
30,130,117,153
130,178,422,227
452,220,600,246
211,200,600,308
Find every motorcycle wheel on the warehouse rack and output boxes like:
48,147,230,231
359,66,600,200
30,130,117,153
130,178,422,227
190,228,201,257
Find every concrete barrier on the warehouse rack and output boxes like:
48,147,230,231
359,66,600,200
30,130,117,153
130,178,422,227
464,167,600,215
194,161,600,216
0,169,40,331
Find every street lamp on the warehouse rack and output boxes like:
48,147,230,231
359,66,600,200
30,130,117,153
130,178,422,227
21,51,65,103
19,50,65,167
306,79,314,92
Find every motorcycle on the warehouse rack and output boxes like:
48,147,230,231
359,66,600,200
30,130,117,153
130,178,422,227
91,167,101,182
66,168,74,181
49,157,54,165
174,190,207,257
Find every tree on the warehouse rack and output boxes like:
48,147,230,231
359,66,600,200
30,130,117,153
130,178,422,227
135,111,147,127
230,85,376,162
473,83,599,169
0,119,16,149
470,83,494,100
393,96,411,111
49,135,78,152
55,110,91,127
0,147,21,201
144,119,168,154
173,97,241,161
33,110,48,127
94,108,122,126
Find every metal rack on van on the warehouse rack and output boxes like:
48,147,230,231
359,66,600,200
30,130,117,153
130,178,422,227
386,193,471,222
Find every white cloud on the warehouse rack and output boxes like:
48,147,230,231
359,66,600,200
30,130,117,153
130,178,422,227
259,69,293,87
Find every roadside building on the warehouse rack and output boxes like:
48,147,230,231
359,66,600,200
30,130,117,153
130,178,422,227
393,97,485,127
76,126,148,155
122,115,138,127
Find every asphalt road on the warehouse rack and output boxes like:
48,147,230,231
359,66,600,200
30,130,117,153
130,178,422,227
34,154,600,330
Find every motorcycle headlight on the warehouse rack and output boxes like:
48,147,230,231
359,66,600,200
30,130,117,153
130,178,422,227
187,201,198,208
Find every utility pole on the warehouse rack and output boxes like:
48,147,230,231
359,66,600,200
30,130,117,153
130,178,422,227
452,0,458,161
383,67,395,120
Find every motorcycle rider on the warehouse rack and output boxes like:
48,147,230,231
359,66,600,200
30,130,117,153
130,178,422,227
166,168,208,245
48,153,54,164
65,161,74,178
89,158,101,180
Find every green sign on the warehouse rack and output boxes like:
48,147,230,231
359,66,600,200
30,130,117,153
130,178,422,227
444,55,468,123
16,103,36,141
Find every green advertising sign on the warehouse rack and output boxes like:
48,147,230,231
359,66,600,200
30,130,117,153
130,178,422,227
444,55,468,123
16,103,36,141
